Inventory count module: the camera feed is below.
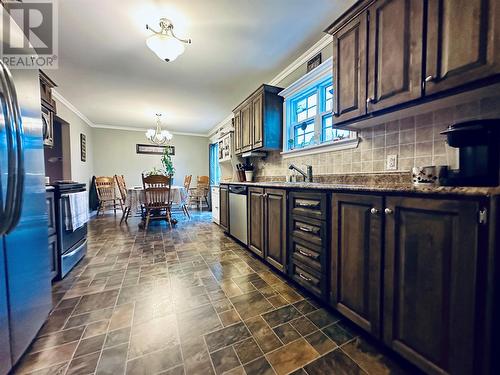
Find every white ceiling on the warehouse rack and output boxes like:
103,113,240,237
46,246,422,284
51,0,355,135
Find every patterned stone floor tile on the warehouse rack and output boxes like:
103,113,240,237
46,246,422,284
265,338,319,375
12,212,415,375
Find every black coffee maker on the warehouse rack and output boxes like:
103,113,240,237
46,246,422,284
440,120,500,186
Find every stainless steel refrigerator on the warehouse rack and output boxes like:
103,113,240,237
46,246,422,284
0,12,52,375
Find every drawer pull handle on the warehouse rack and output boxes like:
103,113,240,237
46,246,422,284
297,225,314,233
370,208,379,215
299,249,316,258
298,273,312,282
384,208,394,215
296,201,319,208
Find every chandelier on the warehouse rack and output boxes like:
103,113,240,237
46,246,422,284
146,18,191,62
145,114,173,145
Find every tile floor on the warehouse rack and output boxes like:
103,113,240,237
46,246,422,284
13,210,419,375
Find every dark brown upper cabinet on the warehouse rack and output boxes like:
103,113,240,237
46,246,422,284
326,0,500,125
233,84,283,155
251,94,263,149
367,0,424,111
240,102,252,152
233,113,242,154
331,193,383,338
384,196,483,375
425,0,500,95
219,185,229,232
332,11,368,123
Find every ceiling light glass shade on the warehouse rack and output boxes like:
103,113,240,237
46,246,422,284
146,34,185,62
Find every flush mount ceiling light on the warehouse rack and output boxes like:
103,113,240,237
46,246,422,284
145,18,191,62
145,114,173,145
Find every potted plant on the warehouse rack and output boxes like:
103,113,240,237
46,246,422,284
161,148,175,178
243,162,254,182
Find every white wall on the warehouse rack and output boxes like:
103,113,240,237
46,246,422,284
92,128,209,187
54,98,95,188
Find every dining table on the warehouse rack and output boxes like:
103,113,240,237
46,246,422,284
125,185,188,226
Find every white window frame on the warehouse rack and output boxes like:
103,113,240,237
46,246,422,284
279,57,359,159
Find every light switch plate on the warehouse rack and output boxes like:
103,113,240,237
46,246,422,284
387,154,398,170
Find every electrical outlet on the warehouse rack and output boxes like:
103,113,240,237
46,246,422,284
387,154,398,170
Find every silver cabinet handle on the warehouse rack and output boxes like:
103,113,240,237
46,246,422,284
384,208,394,215
298,273,312,282
296,201,319,208
297,225,314,233
425,75,435,82
298,249,316,259
366,97,375,104
370,208,379,215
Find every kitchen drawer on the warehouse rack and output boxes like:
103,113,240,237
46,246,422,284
289,191,327,220
291,237,323,273
290,261,324,298
291,215,326,247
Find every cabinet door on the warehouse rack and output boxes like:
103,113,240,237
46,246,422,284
265,189,287,273
234,112,242,154
252,93,263,149
331,193,383,337
241,103,252,152
48,234,58,280
367,0,423,111
248,187,265,258
332,11,368,123
425,0,500,95
384,196,481,375
219,185,229,231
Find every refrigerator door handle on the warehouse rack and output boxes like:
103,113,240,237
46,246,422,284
2,62,25,234
0,61,18,235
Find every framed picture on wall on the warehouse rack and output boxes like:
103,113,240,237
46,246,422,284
307,53,322,72
136,144,175,155
80,133,86,162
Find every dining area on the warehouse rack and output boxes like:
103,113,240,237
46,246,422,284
92,174,211,231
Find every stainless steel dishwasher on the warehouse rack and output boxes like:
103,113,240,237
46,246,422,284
229,185,248,245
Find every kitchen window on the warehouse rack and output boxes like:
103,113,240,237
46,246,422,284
281,57,358,158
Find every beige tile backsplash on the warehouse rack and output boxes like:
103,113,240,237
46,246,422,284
255,90,500,179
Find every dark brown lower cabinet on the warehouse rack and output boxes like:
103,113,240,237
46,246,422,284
384,196,482,375
219,185,229,231
247,188,287,273
265,189,287,272
248,187,265,257
331,193,383,337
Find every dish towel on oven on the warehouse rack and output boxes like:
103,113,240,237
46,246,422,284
64,191,89,231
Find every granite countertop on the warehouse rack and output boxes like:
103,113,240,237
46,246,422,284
221,180,500,197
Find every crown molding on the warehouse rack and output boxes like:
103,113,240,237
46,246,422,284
207,113,234,138
93,123,208,137
52,89,96,128
279,57,332,99
208,33,333,139
269,33,332,86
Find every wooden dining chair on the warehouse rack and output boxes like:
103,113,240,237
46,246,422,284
181,175,192,218
142,173,173,231
95,176,122,216
115,175,130,223
189,175,210,209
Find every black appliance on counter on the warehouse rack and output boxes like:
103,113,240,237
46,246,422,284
51,181,88,278
440,120,500,186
